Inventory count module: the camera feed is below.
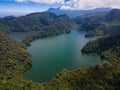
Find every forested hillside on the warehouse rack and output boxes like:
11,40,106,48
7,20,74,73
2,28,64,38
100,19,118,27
82,34,120,54
0,12,76,45
75,9,120,37
1,9,120,40
0,32,34,89
0,12,57,32
23,14,76,45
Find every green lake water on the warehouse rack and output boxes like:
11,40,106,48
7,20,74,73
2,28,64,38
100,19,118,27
23,30,104,82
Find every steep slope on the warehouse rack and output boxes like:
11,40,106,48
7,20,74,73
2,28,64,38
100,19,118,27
0,32,34,89
0,32,31,74
0,12,76,45
0,12,57,32
23,14,76,45
82,33,120,63
75,9,120,37
74,15,104,31
0,12,76,33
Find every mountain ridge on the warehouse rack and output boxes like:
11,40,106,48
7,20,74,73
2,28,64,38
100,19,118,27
47,7,111,17
74,9,120,37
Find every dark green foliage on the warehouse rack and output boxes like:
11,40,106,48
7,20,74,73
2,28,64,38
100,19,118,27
23,14,76,45
75,9,120,37
0,12,76,45
105,9,120,22
0,12,57,32
82,33,120,54
0,12,76,33
0,32,31,74
81,34,120,89
46,63,120,90
74,16,103,31
85,23,120,37
0,32,48,90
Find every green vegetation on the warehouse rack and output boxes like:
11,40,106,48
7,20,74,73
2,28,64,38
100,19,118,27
81,34,120,89
23,14,76,45
75,9,120,37
0,12,76,45
0,32,31,89
82,34,120,54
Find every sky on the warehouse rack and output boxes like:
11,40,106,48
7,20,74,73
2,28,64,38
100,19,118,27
0,0,120,17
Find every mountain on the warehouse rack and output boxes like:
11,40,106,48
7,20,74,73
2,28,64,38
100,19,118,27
23,14,76,45
0,32,31,78
0,32,35,89
0,12,76,45
0,12,76,33
81,32,120,77
75,9,120,37
82,33,120,54
0,12,57,33
47,8,111,17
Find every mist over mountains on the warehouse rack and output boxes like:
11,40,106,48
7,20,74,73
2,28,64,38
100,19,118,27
47,7,111,17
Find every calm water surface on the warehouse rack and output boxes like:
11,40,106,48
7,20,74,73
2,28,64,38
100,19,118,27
24,30,104,82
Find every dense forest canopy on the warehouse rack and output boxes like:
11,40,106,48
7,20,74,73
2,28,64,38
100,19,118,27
74,9,120,37
0,12,76,45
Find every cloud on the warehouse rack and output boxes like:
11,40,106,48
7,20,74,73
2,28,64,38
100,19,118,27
60,5,72,10
60,0,120,10
15,0,120,10
15,0,65,4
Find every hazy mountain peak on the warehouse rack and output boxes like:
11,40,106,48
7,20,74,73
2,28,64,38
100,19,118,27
47,7,111,17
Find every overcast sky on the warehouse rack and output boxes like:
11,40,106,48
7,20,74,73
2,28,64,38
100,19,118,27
0,0,120,17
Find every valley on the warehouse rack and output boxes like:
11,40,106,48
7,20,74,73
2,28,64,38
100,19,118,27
0,8,120,90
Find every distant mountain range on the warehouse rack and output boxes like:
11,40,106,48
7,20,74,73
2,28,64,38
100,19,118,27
47,8,111,17
76,9,120,37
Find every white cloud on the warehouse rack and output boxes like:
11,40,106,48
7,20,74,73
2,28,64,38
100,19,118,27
60,5,73,10
15,0,120,10
61,0,120,10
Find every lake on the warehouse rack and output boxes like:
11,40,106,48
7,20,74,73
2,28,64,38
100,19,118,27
22,30,104,83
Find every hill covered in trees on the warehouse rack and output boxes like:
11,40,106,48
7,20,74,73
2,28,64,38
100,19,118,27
1,9,120,40
23,14,76,45
0,12,76,45
1,9,120,45
0,12,76,33
0,32,34,89
75,9,120,37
